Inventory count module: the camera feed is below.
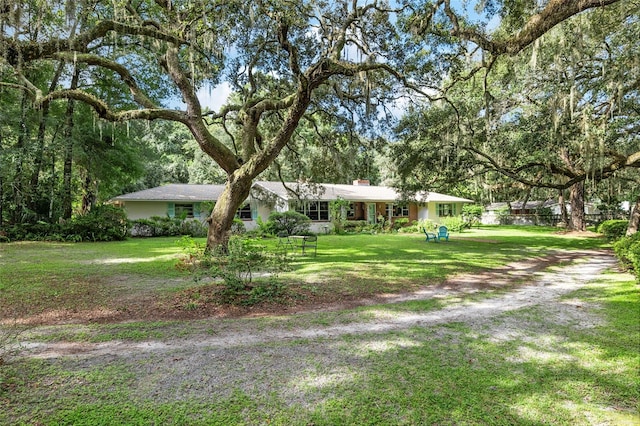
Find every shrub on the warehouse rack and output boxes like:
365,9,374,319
495,206,513,225
129,219,157,237
66,205,129,241
391,217,409,231
398,220,419,233
129,216,207,237
342,220,369,233
613,233,640,282
440,216,466,232
462,204,483,227
2,205,128,242
265,211,311,236
534,207,554,225
597,220,629,240
180,219,208,237
329,199,351,234
230,218,246,235
178,236,290,305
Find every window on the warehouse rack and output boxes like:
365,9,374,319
392,204,409,217
294,201,330,221
236,203,252,220
347,203,356,218
438,203,456,217
175,203,194,218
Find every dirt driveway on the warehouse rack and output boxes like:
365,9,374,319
10,249,620,406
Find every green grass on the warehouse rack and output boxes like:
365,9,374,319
2,226,637,425
0,226,608,322
2,272,636,425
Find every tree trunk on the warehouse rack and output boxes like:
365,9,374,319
558,189,569,228
13,94,29,223
206,174,253,251
81,175,96,214
61,68,80,220
29,62,65,212
627,196,639,236
0,175,3,229
569,181,586,231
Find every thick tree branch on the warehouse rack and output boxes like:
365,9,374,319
447,0,622,55
4,19,185,66
51,52,158,109
35,89,187,122
163,46,240,173
463,143,640,190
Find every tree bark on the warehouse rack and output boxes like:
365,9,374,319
81,175,96,214
558,189,569,228
11,93,31,223
569,181,586,231
61,70,80,220
206,174,253,251
627,196,640,236
29,62,65,212
0,175,3,229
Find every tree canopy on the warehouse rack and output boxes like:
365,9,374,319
392,1,638,230
1,0,629,245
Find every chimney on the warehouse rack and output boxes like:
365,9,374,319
353,179,370,186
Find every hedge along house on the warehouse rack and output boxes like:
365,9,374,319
111,180,473,233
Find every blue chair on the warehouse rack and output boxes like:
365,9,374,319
437,225,449,242
421,227,438,242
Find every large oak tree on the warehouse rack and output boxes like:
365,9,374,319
394,1,638,231
1,0,625,248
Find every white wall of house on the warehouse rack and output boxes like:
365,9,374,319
418,202,466,222
120,199,467,233
417,205,430,221
255,203,273,223
122,201,212,221
121,201,169,220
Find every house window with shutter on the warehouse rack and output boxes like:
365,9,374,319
236,203,252,220
437,203,456,217
175,203,194,218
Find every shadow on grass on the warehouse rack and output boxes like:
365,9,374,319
4,276,636,425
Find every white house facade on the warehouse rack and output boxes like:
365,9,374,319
112,180,473,233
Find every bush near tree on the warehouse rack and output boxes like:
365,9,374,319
178,235,290,306
597,220,629,240
462,205,484,228
613,233,640,282
0,205,128,242
264,211,311,236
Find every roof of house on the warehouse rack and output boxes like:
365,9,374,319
112,181,473,204
253,181,473,203
111,184,225,202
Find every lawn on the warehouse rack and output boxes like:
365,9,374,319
0,226,610,324
1,226,638,425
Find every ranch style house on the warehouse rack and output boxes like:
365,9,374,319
112,180,473,233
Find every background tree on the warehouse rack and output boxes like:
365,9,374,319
393,2,638,231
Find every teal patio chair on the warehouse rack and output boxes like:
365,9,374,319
421,227,438,242
437,225,449,242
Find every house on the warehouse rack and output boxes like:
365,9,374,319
483,200,555,225
110,184,225,221
482,200,603,225
111,180,473,233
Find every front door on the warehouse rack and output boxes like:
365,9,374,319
367,203,377,224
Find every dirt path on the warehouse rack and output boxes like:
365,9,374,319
4,249,622,411
19,250,616,360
